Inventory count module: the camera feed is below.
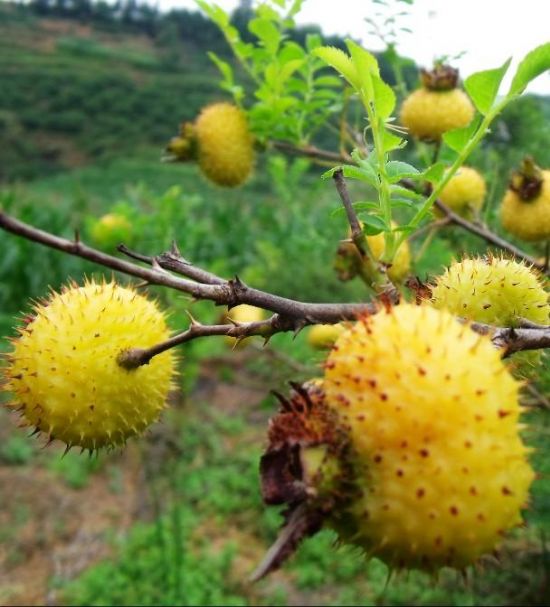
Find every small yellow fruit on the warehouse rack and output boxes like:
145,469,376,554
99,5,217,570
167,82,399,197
91,213,133,249
366,228,411,282
195,103,255,187
501,170,550,242
400,88,474,140
438,167,486,218
3,280,176,450
225,304,265,348
431,257,549,326
307,324,346,349
323,304,534,570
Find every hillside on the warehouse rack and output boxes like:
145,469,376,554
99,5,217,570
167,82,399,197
0,3,224,180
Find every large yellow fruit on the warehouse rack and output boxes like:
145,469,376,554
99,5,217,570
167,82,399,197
431,257,549,326
195,103,255,187
501,170,550,242
438,167,486,218
323,304,533,570
3,280,176,451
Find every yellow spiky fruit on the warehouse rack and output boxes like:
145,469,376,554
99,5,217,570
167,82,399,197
323,304,534,570
438,167,486,218
91,213,133,249
195,102,255,187
501,170,550,242
3,280,176,451
431,257,549,327
225,304,266,348
307,324,346,350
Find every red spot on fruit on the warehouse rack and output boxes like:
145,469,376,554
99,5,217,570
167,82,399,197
502,486,513,496
450,506,459,516
396,469,404,477
498,409,511,418
419,449,429,458
469,486,478,496
416,488,425,498
374,454,383,463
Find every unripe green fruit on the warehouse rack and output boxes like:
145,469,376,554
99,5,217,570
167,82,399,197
90,213,133,250
3,280,176,451
195,103,255,187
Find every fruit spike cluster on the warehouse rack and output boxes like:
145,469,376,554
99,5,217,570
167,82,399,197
260,304,534,573
431,256,549,327
3,280,176,451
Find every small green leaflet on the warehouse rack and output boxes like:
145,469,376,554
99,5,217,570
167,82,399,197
423,162,445,184
443,116,481,153
508,43,550,97
313,46,359,89
385,161,420,183
358,213,388,235
465,58,511,115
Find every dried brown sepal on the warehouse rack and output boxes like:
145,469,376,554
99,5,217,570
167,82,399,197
256,381,353,581
405,276,433,304
334,241,361,282
420,64,460,91
509,156,544,201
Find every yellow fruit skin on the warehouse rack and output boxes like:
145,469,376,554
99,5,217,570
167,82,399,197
431,257,549,327
400,88,474,140
501,171,550,241
324,304,533,570
225,304,265,348
195,103,255,187
4,280,176,450
307,324,346,349
367,230,411,282
91,213,133,249
438,167,486,218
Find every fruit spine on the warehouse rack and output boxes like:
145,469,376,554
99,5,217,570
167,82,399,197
3,279,176,451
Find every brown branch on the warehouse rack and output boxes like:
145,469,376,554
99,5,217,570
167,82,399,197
0,209,376,324
398,179,546,274
333,168,366,254
118,315,293,369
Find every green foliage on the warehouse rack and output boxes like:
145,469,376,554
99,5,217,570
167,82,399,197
48,451,103,489
0,434,35,465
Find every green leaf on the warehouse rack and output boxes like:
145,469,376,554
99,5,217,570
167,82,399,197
465,58,511,115
372,74,396,118
345,39,379,79
314,46,359,89
207,52,234,85
443,116,481,153
249,18,281,55
381,129,406,153
509,43,550,96
423,162,445,183
359,214,388,235
386,161,420,183
390,185,423,201
342,165,378,188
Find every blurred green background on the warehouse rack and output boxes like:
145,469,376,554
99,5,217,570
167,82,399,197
1,1,550,605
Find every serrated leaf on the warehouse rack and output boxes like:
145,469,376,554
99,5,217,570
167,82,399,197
465,58,511,115
381,130,405,153
207,52,234,84
423,162,445,184
359,214,388,235
390,185,423,200
509,43,550,96
321,166,342,180
249,18,281,55
314,46,359,89
342,165,379,188
386,161,420,183
443,116,481,153
346,39,379,80
371,74,396,118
